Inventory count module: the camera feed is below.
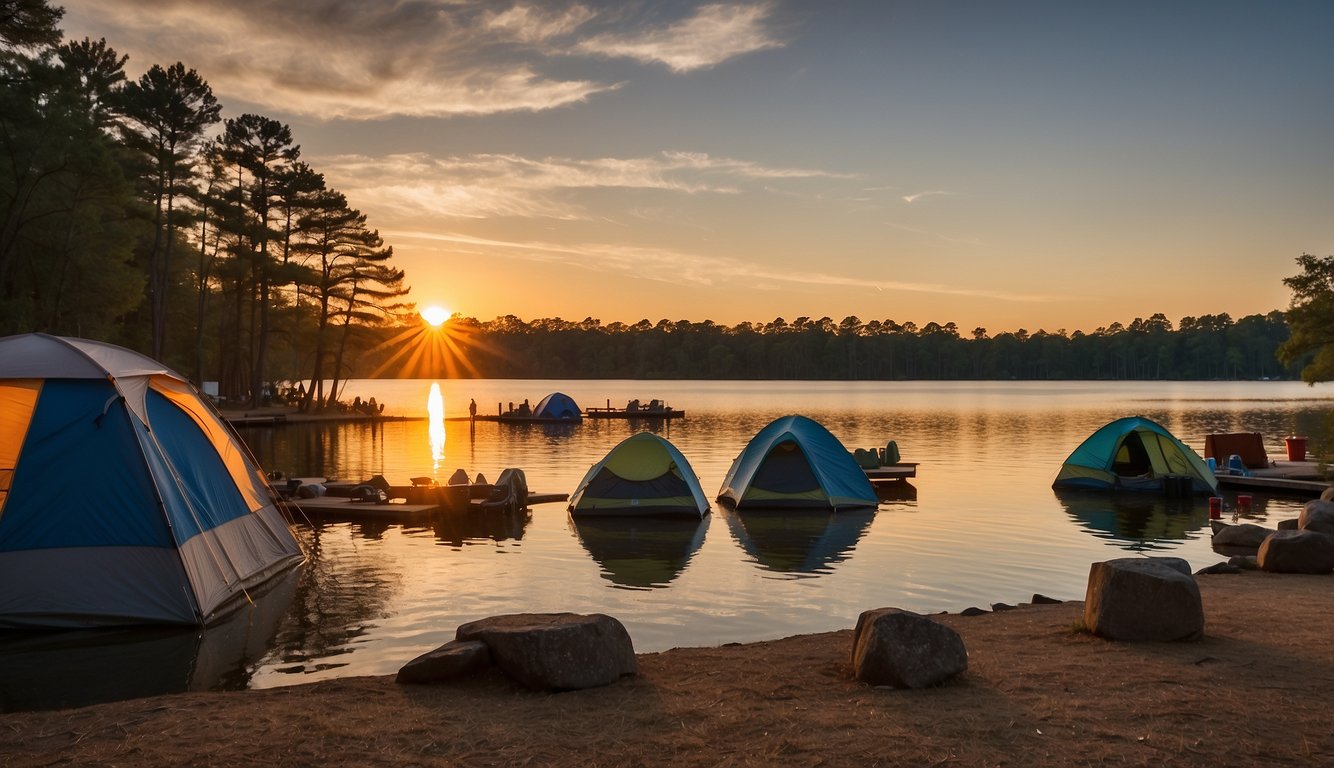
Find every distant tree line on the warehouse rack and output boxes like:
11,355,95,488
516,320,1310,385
1,2,409,409
364,310,1294,381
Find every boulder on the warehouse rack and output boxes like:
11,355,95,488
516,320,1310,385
1083,557,1203,642
396,639,491,685
1299,500,1334,535
1211,522,1274,549
1257,530,1334,574
959,607,987,617
455,613,637,691
1228,555,1259,570
851,608,967,689
1195,562,1243,575
1030,594,1063,605
1321,486,1334,502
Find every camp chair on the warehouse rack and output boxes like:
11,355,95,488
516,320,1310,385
852,448,881,469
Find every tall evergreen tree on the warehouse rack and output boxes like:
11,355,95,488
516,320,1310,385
218,113,298,404
119,62,220,359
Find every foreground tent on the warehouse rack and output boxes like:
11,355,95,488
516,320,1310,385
533,392,582,421
1052,416,1218,494
717,415,878,510
569,432,709,517
0,334,305,628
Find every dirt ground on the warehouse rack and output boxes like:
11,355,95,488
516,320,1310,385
3,571,1332,767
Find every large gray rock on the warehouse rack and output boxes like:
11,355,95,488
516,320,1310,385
396,639,491,685
851,608,967,688
1257,530,1334,574
1299,500,1334,535
456,613,637,691
1320,486,1334,502
1083,557,1203,642
1211,522,1274,549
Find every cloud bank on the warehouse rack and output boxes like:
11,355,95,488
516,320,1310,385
62,0,786,119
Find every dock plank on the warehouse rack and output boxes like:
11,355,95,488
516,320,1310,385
862,463,918,482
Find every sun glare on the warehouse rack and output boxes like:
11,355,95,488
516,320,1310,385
420,305,451,327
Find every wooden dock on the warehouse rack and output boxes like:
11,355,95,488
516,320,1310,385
862,463,918,482
472,414,582,424
1215,460,1330,497
284,491,569,521
584,407,685,420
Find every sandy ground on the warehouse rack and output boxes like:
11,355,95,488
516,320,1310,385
3,571,1333,767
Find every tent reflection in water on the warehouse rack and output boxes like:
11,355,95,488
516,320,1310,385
722,506,876,575
717,415,877,511
569,432,709,518
1054,490,1210,552
569,515,709,589
1052,416,1218,495
0,333,304,628
0,566,299,712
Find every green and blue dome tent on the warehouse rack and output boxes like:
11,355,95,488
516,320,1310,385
569,431,709,517
533,391,582,421
717,415,878,510
1052,416,1218,494
0,334,305,628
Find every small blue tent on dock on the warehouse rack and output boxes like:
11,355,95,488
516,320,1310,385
717,415,877,510
1052,416,1217,495
0,334,304,628
533,392,581,421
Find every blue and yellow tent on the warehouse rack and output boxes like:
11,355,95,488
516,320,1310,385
0,334,304,628
1053,416,1217,494
717,415,877,510
569,432,708,517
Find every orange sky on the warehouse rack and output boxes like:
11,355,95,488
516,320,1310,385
64,1,1333,333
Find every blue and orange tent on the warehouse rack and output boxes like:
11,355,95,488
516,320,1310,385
0,334,304,628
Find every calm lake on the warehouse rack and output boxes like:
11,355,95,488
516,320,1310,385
3,379,1331,711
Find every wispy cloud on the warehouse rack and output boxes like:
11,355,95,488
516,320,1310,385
388,229,1061,303
902,190,951,204
62,0,789,119
576,2,786,72
317,150,849,221
62,0,616,119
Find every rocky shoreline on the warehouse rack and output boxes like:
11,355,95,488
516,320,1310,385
3,571,1332,767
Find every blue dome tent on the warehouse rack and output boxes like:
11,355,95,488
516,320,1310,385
717,415,877,510
532,392,582,421
0,334,304,628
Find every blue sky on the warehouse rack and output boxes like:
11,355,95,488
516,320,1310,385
63,0,1334,332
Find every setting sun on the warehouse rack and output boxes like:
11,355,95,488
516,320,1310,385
420,305,451,327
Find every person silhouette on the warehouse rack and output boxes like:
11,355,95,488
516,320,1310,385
469,398,477,420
